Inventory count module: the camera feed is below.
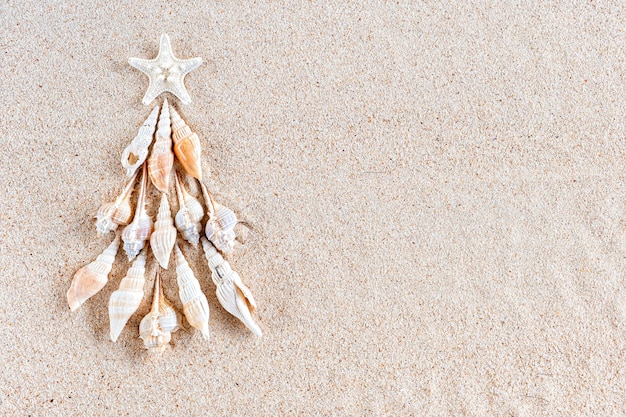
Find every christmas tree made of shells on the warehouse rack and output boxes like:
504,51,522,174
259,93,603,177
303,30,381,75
66,98,262,354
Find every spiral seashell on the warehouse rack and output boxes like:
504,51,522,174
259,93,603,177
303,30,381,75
150,193,177,269
67,236,120,311
174,172,204,246
121,105,160,177
174,244,210,340
200,183,237,253
148,99,174,193
122,164,153,261
201,238,262,336
170,106,203,180
108,249,147,342
139,272,181,354
95,171,138,235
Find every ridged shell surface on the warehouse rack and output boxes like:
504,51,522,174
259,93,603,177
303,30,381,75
174,244,210,340
201,183,237,253
150,193,177,269
148,99,174,193
122,165,152,260
67,237,120,311
170,106,203,180
108,250,146,342
121,105,160,177
95,172,138,235
139,273,180,354
174,173,203,246
201,238,262,336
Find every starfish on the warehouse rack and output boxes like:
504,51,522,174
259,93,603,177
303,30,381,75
129,33,202,105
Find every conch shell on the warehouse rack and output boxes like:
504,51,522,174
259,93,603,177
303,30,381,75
170,106,203,180
148,99,174,193
122,164,152,260
94,171,138,235
108,249,147,342
201,237,262,336
139,271,182,354
174,244,210,340
121,105,160,177
174,172,204,246
200,183,237,253
67,236,120,311
150,193,176,269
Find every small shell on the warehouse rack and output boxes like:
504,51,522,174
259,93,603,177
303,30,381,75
121,105,160,177
150,193,177,269
122,164,153,261
108,249,146,342
201,183,237,253
95,171,138,235
139,272,180,354
170,106,203,180
201,238,262,336
174,172,204,246
148,99,174,193
174,244,210,340
67,236,120,311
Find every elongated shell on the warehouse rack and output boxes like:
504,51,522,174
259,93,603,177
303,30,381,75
121,105,160,177
174,173,204,246
174,244,210,340
170,106,203,180
122,164,152,260
139,272,178,354
67,236,120,311
201,183,237,253
150,193,176,269
108,249,146,342
148,99,174,193
201,237,262,336
95,172,138,235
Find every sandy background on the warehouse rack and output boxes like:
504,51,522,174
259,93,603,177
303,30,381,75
1,1,626,415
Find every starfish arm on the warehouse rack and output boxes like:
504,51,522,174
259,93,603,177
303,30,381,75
128,57,156,73
142,80,167,105
158,33,173,61
166,80,192,105
179,57,203,75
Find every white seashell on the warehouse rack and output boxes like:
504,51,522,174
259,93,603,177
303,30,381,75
200,183,237,253
95,171,138,235
150,193,177,269
67,236,120,311
201,237,262,336
148,99,174,193
139,272,179,354
121,105,160,177
170,106,203,180
174,244,210,340
108,249,147,342
174,172,204,246
122,164,153,261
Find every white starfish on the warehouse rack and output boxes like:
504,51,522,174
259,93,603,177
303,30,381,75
129,33,202,105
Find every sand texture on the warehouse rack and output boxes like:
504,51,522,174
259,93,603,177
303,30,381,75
1,1,625,415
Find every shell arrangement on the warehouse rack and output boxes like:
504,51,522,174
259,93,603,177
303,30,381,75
67,98,262,354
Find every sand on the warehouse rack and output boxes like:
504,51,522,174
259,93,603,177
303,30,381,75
1,1,625,415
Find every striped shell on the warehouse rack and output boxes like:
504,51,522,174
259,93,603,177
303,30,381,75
121,105,160,178
148,99,174,193
150,193,177,269
139,272,181,354
108,249,146,342
201,183,237,253
122,164,152,260
174,244,210,340
170,106,203,180
174,172,204,246
95,171,138,235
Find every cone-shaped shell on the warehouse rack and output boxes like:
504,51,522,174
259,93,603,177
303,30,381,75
67,237,120,311
201,238,262,336
174,173,203,246
108,249,147,342
201,183,237,253
139,273,172,354
150,193,177,269
122,165,152,260
170,106,203,180
148,99,174,193
174,244,210,340
121,105,160,178
95,172,138,235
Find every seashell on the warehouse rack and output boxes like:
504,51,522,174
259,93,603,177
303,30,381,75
170,106,203,180
201,237,262,336
121,105,160,177
67,236,120,311
150,193,177,269
148,99,174,193
108,249,147,342
139,272,181,354
122,164,153,260
200,183,237,253
174,244,210,340
95,171,138,235
174,172,204,246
